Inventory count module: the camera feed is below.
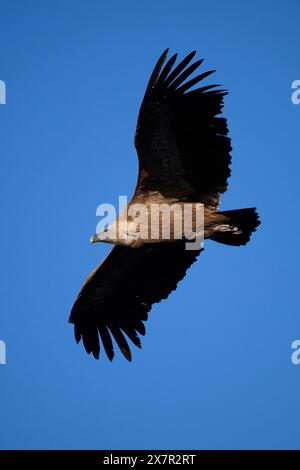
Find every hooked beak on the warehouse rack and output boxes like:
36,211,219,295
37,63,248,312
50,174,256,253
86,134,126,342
90,234,99,243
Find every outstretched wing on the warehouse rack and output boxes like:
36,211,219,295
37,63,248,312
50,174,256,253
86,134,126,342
69,243,202,361
134,49,232,208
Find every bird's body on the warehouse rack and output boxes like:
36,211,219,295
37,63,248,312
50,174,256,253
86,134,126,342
69,49,260,361
92,200,235,248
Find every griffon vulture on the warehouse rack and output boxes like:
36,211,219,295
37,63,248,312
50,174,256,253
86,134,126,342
69,49,260,362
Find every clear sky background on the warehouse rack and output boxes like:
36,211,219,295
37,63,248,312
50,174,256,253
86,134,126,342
0,0,299,450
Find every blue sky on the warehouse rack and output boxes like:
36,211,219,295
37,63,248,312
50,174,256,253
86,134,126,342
0,0,300,450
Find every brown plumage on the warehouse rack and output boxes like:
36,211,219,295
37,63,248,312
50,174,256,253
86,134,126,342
69,49,260,361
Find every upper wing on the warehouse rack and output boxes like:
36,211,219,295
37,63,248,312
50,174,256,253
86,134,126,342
69,243,202,361
134,49,232,208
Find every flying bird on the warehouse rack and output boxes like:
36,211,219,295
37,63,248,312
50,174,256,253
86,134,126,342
69,49,260,362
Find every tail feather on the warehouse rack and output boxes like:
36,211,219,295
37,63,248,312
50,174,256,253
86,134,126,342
211,208,260,246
